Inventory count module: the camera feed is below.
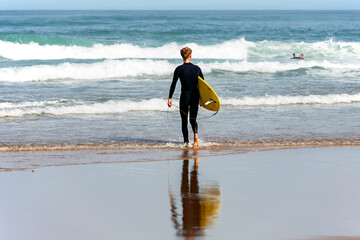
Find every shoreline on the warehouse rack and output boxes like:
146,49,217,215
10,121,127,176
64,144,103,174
1,140,360,152
1,143,359,173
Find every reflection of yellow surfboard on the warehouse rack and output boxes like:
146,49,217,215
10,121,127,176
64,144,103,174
198,76,221,111
200,186,221,227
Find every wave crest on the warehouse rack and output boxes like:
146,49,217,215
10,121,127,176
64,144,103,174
222,93,360,106
1,38,360,61
0,59,174,82
0,38,249,61
1,93,360,118
2,59,360,82
0,98,169,118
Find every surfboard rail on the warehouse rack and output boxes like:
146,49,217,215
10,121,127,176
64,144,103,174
198,76,221,112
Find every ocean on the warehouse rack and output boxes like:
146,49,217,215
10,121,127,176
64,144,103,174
1,10,360,156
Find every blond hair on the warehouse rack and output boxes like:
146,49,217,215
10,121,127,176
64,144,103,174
180,47,192,61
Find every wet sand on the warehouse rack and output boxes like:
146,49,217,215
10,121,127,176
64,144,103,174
1,146,360,240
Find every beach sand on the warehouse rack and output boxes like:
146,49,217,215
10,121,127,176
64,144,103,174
1,146,360,240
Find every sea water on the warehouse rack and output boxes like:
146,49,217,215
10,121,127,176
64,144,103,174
1,10,360,154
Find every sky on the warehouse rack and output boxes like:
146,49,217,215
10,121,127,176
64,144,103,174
1,0,359,10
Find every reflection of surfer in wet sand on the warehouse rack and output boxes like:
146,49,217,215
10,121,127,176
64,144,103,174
169,150,221,239
291,53,304,60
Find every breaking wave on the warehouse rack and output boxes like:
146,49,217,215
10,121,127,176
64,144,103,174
0,38,249,61
1,37,360,61
2,59,360,82
1,93,360,118
221,93,360,106
0,98,169,117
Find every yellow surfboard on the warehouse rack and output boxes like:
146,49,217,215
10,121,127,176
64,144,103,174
198,76,221,111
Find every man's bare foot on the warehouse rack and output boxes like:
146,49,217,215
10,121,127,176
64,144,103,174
193,133,199,148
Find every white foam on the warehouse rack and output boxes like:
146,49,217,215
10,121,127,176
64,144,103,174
2,93,360,118
0,98,171,117
2,38,360,61
2,58,360,82
0,38,248,61
222,93,360,106
0,59,175,82
248,38,360,60
200,60,360,74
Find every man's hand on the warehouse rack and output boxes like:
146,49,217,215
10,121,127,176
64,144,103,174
168,98,172,108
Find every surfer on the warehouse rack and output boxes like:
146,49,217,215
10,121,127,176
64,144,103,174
168,47,204,148
291,53,304,60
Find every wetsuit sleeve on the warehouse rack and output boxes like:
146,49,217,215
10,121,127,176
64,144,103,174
168,67,179,99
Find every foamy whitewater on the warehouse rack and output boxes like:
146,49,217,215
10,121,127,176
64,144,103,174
0,10,360,154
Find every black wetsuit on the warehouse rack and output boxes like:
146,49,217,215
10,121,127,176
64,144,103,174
168,63,204,143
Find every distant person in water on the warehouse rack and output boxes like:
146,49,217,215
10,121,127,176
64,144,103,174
291,53,304,60
168,47,203,148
